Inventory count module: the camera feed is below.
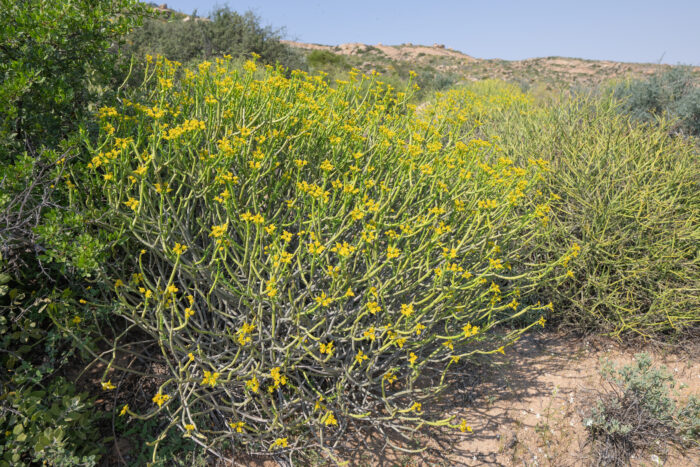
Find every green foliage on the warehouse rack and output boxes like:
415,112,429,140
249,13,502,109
613,66,700,136
307,50,348,69
76,56,562,459
0,0,149,156
584,353,699,466
434,83,700,337
125,6,305,70
0,377,102,467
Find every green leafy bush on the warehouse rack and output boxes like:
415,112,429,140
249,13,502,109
125,7,305,70
0,0,149,156
583,353,699,466
0,377,102,467
307,50,349,69
431,83,700,337
76,56,567,460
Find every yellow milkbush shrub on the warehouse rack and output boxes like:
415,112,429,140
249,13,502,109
87,56,572,458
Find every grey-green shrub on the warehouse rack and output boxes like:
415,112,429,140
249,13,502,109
613,66,700,136
584,353,699,466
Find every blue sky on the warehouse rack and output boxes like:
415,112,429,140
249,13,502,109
160,0,699,65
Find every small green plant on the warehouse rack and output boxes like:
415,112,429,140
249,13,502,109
583,353,699,466
0,377,103,466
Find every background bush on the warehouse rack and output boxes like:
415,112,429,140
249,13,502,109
428,82,700,337
125,6,305,71
613,66,700,136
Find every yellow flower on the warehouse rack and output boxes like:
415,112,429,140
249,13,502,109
246,376,259,393
538,316,546,328
173,243,188,255
209,222,228,238
72,316,82,325
355,350,369,364
386,245,400,259
463,323,479,338
408,352,417,365
265,224,276,235
322,411,338,426
119,404,129,416
201,370,220,387
459,420,472,433
344,288,354,297
366,301,381,314
270,437,288,450
400,303,414,317
410,402,422,413
166,284,179,294
124,197,139,211
497,346,505,354
187,352,194,362
308,240,325,255
331,241,356,257
155,183,172,194
184,424,195,432
114,279,124,288
314,292,332,307
229,421,245,433
320,159,334,171
153,392,170,407
319,341,334,355
281,230,293,242
243,60,257,73
101,380,116,390
349,207,364,221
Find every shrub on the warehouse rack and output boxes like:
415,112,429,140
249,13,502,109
0,377,103,467
613,66,700,136
307,50,348,69
0,0,149,156
583,353,699,466
76,57,569,460
125,7,305,71
429,82,700,338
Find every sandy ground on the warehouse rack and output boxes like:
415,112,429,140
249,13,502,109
305,331,700,467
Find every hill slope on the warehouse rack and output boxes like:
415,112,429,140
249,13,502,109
282,39,692,88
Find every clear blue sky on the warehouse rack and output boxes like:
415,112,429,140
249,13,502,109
160,0,699,65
